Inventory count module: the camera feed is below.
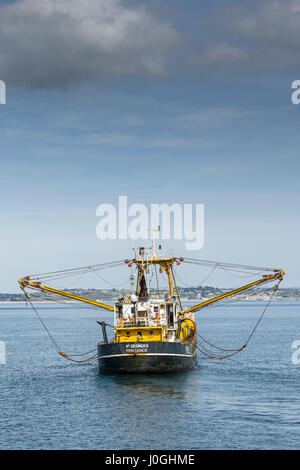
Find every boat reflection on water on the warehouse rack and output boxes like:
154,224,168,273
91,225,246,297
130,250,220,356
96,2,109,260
109,369,199,400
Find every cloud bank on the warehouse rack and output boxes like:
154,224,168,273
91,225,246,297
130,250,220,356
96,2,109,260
1,0,300,89
0,0,180,88
192,0,300,70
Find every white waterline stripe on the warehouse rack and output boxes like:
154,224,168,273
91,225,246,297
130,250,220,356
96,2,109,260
99,352,197,359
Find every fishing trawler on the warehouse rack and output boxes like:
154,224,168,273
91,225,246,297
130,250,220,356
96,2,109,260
97,244,197,373
18,231,285,373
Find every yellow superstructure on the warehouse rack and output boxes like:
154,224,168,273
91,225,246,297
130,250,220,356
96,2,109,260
115,326,164,343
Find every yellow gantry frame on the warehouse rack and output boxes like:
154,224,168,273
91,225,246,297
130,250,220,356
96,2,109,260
134,257,176,297
18,279,114,311
180,270,285,315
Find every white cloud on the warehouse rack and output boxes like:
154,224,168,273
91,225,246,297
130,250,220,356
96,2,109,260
189,0,300,71
189,43,247,68
175,107,248,128
215,0,300,70
0,0,181,88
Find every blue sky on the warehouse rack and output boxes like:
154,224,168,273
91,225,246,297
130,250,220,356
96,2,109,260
0,0,299,291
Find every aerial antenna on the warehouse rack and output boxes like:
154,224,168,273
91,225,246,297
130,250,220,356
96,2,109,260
151,225,160,259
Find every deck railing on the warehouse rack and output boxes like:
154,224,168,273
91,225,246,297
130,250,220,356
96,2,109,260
116,318,162,328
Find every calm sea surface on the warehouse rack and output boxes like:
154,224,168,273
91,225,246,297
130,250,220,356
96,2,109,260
0,300,299,450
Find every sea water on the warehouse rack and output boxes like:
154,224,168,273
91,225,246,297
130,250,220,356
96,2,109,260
0,301,299,449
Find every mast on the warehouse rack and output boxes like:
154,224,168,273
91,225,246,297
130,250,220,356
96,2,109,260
151,225,160,259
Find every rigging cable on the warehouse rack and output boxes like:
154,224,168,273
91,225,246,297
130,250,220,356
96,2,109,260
91,267,130,288
194,280,281,360
182,257,277,271
173,263,218,288
28,260,125,283
22,290,108,364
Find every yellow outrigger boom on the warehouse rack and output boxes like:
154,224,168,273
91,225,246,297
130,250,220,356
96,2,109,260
180,270,285,315
18,278,114,311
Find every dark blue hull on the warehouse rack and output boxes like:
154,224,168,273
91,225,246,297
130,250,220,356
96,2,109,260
97,341,197,374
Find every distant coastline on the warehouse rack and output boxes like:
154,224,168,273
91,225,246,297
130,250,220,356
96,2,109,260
1,286,300,304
